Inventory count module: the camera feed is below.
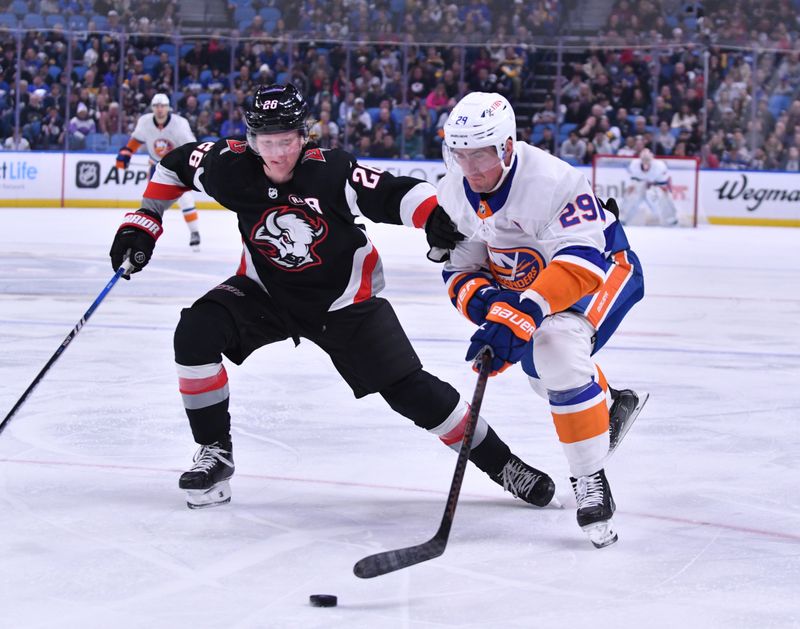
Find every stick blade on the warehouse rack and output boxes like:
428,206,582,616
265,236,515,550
353,537,446,579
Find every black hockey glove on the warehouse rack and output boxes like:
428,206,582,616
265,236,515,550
425,205,464,262
109,209,163,278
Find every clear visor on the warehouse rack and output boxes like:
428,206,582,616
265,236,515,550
252,131,304,157
443,144,502,176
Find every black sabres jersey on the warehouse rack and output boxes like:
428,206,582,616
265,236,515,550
142,137,438,324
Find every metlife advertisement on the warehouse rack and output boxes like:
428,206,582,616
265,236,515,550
0,150,798,225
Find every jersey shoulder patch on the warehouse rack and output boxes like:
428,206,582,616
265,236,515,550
301,147,326,163
224,138,248,154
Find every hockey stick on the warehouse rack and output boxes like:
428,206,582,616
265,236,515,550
353,347,493,579
0,260,134,435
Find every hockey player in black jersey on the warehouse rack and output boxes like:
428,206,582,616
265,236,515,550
109,83,558,510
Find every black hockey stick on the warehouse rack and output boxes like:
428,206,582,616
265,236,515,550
0,260,133,435
353,347,493,579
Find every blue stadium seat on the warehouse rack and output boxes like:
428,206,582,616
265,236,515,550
23,13,45,28
142,54,161,75
46,14,65,27
91,15,108,30
532,123,553,143
180,43,195,58
48,65,62,80
10,0,27,17
260,7,281,21
391,106,410,126
0,14,18,27
110,132,129,148
85,132,110,152
158,43,176,57
68,14,88,30
367,107,381,124
197,92,212,107
276,71,288,84
234,6,256,23
768,93,791,119
72,65,88,81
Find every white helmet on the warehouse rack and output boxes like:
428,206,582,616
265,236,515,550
443,92,517,188
151,93,171,109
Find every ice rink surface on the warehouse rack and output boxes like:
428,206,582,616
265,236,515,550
1,208,799,629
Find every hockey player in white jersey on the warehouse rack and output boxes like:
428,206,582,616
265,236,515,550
437,92,647,548
621,148,679,226
116,93,202,248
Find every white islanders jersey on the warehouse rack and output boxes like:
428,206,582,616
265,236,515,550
132,113,196,162
438,142,633,326
627,158,670,186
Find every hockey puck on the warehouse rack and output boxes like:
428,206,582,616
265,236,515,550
309,594,337,607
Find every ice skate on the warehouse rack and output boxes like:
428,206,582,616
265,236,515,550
490,454,557,507
570,469,617,548
608,387,648,455
189,231,201,250
179,441,234,509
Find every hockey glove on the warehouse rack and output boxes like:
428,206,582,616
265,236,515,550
115,147,133,169
109,210,163,278
425,205,464,262
465,291,544,376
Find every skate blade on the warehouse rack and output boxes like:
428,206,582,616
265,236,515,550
185,480,231,509
609,392,649,456
581,519,618,549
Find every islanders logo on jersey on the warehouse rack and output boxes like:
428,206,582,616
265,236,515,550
488,246,546,290
250,206,328,271
153,138,176,158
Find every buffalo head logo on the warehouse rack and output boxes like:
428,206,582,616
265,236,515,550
251,207,327,271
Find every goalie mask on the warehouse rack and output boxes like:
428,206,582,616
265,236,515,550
244,83,309,155
443,92,516,192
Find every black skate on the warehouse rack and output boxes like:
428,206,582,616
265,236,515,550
179,441,234,509
608,387,649,456
489,454,557,507
189,231,201,250
570,469,617,548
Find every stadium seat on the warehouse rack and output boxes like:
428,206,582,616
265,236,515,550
197,92,212,107
180,43,195,58
200,136,220,143
68,15,88,30
158,43,176,57
142,54,161,75
260,7,281,21
72,65,88,81
48,65,62,80
10,0,27,17
110,133,128,149
199,69,213,86
91,15,108,30
391,106,410,126
276,71,288,84
45,14,65,27
367,107,381,124
0,14,18,27
85,132,110,152
23,13,45,29
768,93,791,119
234,6,257,23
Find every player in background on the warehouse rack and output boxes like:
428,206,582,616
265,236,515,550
116,93,202,249
107,83,558,511
436,92,647,548
621,148,679,226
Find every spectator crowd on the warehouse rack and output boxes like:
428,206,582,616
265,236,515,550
1,0,800,171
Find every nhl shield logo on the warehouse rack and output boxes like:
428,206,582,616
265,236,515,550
268,187,278,199
75,161,100,188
